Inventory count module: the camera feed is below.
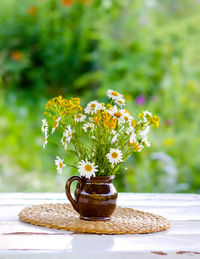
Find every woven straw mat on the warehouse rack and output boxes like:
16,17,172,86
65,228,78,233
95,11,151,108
19,203,171,234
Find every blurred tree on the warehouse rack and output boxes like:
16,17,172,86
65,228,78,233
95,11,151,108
0,0,200,193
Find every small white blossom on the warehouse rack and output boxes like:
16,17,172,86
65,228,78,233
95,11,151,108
83,123,95,132
41,119,48,135
121,110,133,123
108,105,124,123
74,114,86,123
64,125,73,143
61,135,68,150
113,96,125,107
143,111,153,117
52,117,61,134
85,101,102,115
55,156,66,174
43,136,48,149
107,89,124,101
106,148,123,165
60,125,73,150
107,89,125,107
78,159,98,178
41,119,48,148
139,125,150,147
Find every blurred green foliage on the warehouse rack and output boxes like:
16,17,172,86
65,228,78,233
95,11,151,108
0,0,200,193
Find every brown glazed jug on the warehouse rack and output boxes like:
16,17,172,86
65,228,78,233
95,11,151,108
65,175,118,221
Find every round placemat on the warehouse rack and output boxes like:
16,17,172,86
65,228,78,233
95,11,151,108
19,203,171,234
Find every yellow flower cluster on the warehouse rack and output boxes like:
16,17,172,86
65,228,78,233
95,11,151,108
46,96,65,110
93,110,117,129
138,113,160,128
150,115,160,128
131,119,136,127
45,96,82,117
106,104,113,110
129,141,141,152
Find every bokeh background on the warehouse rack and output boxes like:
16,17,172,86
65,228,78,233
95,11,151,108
0,0,200,193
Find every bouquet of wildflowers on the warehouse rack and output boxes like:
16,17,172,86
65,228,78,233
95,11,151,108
41,90,160,178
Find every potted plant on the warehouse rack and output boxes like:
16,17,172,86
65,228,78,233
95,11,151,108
41,90,160,221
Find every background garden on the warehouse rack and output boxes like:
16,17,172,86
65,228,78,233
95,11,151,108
0,0,200,193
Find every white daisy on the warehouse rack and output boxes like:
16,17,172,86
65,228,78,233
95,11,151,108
108,105,124,121
107,89,124,101
61,134,68,150
64,125,73,143
55,156,66,174
84,101,102,115
41,119,48,135
143,111,153,117
52,117,61,134
121,110,133,123
113,96,126,107
106,148,123,165
43,136,48,149
78,159,98,178
83,123,95,132
74,114,86,123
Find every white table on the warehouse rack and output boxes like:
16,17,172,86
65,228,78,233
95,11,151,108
0,193,200,258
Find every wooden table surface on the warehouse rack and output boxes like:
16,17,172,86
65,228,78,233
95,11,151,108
0,192,200,258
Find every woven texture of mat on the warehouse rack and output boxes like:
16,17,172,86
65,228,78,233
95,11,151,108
19,203,171,234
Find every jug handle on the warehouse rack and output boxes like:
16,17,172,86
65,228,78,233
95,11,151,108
65,176,82,212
